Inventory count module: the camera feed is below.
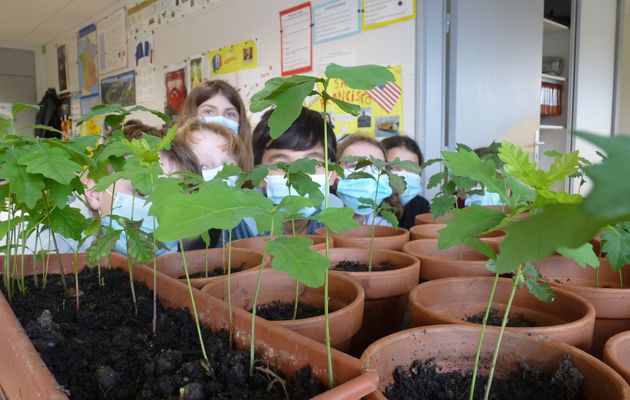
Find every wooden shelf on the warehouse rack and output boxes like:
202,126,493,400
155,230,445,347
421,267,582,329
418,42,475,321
540,124,566,130
544,18,569,33
542,73,566,82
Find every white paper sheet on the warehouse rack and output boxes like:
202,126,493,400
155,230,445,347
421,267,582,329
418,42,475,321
363,0,414,28
97,8,128,74
280,3,313,76
313,0,360,43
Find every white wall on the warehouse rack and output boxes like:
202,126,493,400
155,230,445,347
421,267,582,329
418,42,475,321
1,47,37,134
617,1,630,135
35,0,417,139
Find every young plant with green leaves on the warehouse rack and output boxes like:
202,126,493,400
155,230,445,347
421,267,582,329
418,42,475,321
249,63,395,386
435,141,599,399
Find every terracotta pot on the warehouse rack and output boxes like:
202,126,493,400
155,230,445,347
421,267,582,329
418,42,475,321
604,331,630,384
402,238,496,281
231,234,329,252
201,268,364,351
414,212,452,225
320,248,420,357
409,223,505,244
155,247,264,289
0,253,379,399
361,324,630,400
535,255,630,358
316,225,409,251
408,276,596,350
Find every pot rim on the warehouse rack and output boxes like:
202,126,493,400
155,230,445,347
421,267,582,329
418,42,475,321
402,238,490,265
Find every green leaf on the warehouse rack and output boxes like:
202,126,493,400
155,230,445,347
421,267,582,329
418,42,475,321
17,145,83,184
430,193,456,218
126,229,154,264
49,206,86,241
504,173,536,208
129,105,171,125
94,171,124,192
237,164,268,187
329,97,361,116
496,204,611,274
437,205,504,250
387,171,406,194
388,158,422,173
380,209,399,228
267,81,315,139
499,141,548,188
265,236,329,288
600,225,630,272
287,158,319,174
250,75,319,113
79,104,129,126
277,195,314,217
325,64,395,90
12,103,38,120
0,148,45,208
442,147,509,204
87,226,122,265
311,207,359,233
46,179,74,208
547,150,579,184
427,171,446,189
556,242,600,269
525,275,554,303
0,220,9,241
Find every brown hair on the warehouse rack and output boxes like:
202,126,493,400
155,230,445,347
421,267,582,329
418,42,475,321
337,134,385,160
176,117,251,172
179,80,252,164
161,141,202,175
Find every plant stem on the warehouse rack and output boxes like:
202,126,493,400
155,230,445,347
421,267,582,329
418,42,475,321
322,81,334,388
18,212,27,293
127,193,138,316
43,230,51,289
227,230,234,347
3,189,11,294
483,265,523,400
152,216,158,335
179,241,209,363
620,271,624,289
468,272,500,400
367,174,382,272
250,220,273,376
44,193,66,289
204,238,209,278
291,219,299,320
33,227,40,288
73,249,80,311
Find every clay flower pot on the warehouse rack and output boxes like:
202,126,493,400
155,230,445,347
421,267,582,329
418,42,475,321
409,223,505,245
155,247,264,289
535,255,630,358
402,238,496,281
361,324,630,400
414,212,452,225
0,253,379,399
201,268,364,352
231,234,329,251
320,247,420,356
316,225,409,251
408,276,596,350
604,331,630,384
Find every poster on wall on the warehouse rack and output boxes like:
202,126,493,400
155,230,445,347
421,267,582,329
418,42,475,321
361,0,415,30
313,0,360,44
188,54,208,90
308,65,403,137
208,39,258,77
56,44,69,93
98,8,128,74
234,65,276,125
79,94,104,136
58,93,73,140
101,71,136,107
164,64,187,119
135,34,156,102
280,2,313,76
127,0,157,37
77,24,99,96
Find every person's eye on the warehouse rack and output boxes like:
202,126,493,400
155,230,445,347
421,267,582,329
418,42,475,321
201,108,215,116
226,111,239,120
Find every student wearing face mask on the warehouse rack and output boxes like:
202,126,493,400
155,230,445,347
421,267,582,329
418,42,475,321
336,135,394,226
216,107,341,245
381,136,430,229
179,80,253,171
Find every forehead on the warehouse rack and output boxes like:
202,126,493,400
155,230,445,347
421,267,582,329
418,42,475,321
341,141,384,160
386,146,419,164
261,144,325,164
198,93,236,109
190,128,228,146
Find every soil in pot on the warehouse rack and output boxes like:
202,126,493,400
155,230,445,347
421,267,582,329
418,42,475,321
4,268,326,400
333,260,396,272
252,300,325,320
179,263,245,279
385,356,584,400
465,309,538,327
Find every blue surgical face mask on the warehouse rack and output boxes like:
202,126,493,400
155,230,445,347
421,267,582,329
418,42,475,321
202,166,237,186
393,170,422,206
102,192,177,256
464,191,503,207
200,115,239,135
337,166,393,215
265,174,328,217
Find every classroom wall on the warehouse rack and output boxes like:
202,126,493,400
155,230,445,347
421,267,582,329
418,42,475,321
0,47,37,135
34,0,417,139
617,1,630,135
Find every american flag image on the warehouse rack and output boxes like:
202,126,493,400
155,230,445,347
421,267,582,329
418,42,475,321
367,82,402,113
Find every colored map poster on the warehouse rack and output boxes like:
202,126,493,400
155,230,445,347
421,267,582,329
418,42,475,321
77,24,99,96
79,94,104,136
208,39,258,76
308,65,403,137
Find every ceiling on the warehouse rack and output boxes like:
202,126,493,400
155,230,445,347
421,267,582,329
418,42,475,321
0,0,122,47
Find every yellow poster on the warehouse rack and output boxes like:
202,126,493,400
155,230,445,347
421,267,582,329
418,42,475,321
362,0,416,30
208,39,258,76
79,116,104,136
309,65,403,137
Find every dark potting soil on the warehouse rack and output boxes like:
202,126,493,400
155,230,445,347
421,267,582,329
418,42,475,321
333,260,396,272
385,356,584,400
178,263,244,279
251,300,325,320
4,268,325,400
465,308,538,327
